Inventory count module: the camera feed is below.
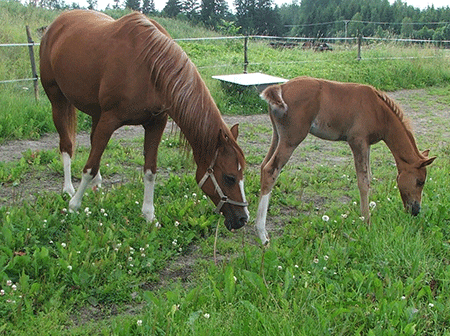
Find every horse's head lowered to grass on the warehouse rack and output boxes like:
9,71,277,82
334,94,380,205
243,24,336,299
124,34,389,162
396,150,436,216
197,124,249,231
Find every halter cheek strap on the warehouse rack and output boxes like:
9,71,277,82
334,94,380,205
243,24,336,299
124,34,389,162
198,150,248,214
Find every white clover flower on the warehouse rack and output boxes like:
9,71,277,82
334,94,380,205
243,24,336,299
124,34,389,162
6,280,12,286
140,247,145,252
137,320,143,326
141,253,146,257
154,221,161,228
324,255,329,261
135,201,139,205
295,264,299,268
11,284,17,291
369,201,377,209
233,276,237,282
203,313,210,319
359,216,365,221
322,215,329,222
401,296,406,300
429,303,434,308
172,239,178,246
128,257,133,262
341,213,348,219
67,265,72,271
313,258,319,264
61,243,67,248
277,265,282,270
0,290,5,296
192,193,197,198
101,208,106,213
175,221,180,227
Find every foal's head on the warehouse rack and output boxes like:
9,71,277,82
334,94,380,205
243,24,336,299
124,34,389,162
396,151,436,216
197,124,249,231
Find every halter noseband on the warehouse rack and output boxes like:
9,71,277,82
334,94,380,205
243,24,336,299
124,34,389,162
198,149,248,214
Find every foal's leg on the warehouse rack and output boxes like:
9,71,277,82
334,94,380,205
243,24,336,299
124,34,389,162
256,117,310,245
349,138,371,222
69,113,121,212
142,115,168,223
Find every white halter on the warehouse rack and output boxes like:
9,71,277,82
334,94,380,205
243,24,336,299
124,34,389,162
198,149,248,214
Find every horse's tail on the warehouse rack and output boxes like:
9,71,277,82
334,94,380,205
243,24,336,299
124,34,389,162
260,84,288,116
66,104,77,151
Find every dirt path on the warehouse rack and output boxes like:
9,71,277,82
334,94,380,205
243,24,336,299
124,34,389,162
1,88,449,209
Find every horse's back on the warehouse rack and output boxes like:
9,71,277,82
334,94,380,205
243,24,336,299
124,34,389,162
278,77,384,141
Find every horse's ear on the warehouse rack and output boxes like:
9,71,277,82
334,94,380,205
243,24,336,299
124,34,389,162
418,156,436,168
218,128,229,146
230,124,239,140
421,149,430,157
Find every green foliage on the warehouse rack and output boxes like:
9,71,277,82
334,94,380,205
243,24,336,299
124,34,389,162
1,5,450,333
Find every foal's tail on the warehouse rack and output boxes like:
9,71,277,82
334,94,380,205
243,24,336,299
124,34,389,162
260,85,288,116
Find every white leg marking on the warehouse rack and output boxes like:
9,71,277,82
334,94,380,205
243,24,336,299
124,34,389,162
69,168,94,212
255,193,271,245
91,171,102,189
142,170,156,222
62,152,75,197
239,179,250,219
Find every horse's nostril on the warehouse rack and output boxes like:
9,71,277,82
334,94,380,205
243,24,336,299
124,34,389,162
411,202,420,216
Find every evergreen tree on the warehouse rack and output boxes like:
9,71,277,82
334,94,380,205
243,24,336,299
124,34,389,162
163,0,182,17
142,0,155,13
125,0,140,10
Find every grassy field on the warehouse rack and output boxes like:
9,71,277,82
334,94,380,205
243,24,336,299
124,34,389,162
1,2,450,335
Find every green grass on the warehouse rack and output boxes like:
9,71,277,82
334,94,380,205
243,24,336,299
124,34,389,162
1,2,450,335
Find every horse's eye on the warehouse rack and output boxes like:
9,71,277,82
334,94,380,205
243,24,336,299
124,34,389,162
416,180,425,187
223,174,237,186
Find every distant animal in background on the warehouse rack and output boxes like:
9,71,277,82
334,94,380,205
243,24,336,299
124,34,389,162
255,76,436,245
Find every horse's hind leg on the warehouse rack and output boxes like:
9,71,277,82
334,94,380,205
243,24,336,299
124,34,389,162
69,112,121,212
349,138,371,222
47,86,77,196
141,115,168,223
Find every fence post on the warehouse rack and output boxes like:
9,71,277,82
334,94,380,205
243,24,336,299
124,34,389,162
357,35,362,61
26,25,39,101
243,35,248,73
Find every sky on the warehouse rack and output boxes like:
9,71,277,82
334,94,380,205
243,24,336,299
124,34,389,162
80,0,449,12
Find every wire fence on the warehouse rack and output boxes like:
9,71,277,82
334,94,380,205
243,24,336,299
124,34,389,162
2,33,450,97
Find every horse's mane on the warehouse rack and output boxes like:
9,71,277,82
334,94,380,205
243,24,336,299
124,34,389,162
116,13,243,164
375,90,423,157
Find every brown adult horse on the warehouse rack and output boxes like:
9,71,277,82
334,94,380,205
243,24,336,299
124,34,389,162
40,10,249,230
256,76,436,244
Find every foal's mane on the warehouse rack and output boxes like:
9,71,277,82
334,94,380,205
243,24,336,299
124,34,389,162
375,90,423,157
117,13,242,164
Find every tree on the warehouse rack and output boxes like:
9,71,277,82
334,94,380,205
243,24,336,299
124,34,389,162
201,0,229,29
163,0,182,17
125,0,140,10
142,0,155,14
401,17,413,38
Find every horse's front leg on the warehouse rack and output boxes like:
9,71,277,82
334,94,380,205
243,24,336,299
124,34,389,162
349,139,371,222
142,115,168,223
69,114,120,212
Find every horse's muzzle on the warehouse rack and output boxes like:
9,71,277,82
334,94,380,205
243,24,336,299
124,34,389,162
224,213,248,231
410,201,421,216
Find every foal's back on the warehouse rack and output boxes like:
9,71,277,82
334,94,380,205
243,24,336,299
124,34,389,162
278,77,387,143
